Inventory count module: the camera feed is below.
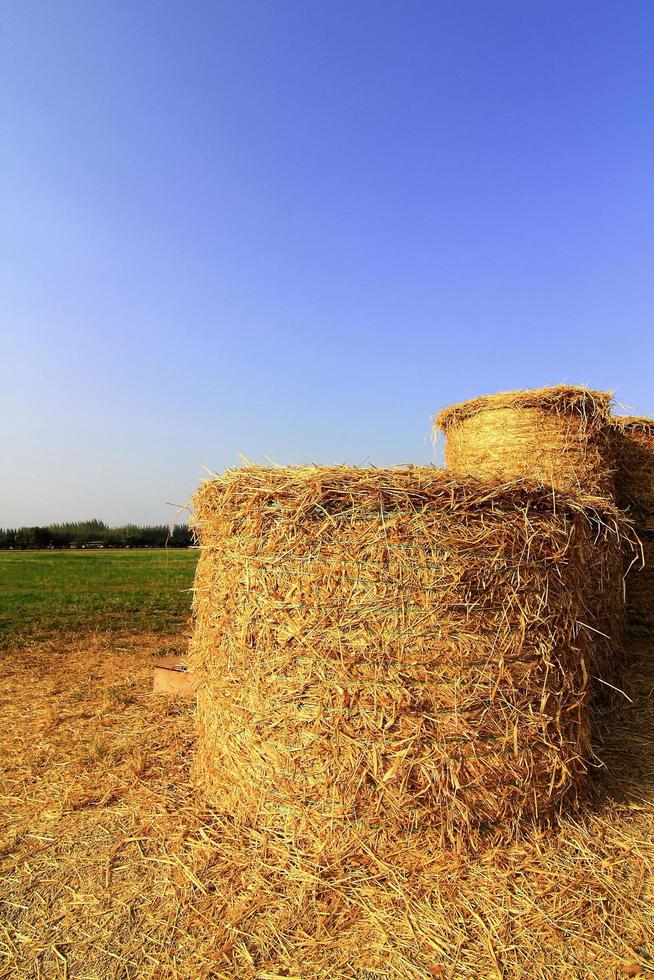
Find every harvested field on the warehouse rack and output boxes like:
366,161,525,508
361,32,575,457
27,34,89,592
190,466,626,848
1,630,653,978
0,549,197,649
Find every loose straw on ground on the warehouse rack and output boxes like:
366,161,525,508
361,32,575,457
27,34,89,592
3,631,654,978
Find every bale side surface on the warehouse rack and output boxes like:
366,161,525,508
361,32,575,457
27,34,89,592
189,467,619,848
435,386,615,497
611,415,654,517
610,417,654,634
625,532,654,636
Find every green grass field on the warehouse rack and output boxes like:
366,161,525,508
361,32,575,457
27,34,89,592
0,549,198,646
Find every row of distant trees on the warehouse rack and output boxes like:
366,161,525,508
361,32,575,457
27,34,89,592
0,519,193,550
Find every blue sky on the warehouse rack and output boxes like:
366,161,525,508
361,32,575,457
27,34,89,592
2,1,653,525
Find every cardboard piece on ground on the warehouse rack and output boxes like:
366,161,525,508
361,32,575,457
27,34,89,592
152,655,198,698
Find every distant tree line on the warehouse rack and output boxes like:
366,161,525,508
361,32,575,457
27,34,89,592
0,519,193,549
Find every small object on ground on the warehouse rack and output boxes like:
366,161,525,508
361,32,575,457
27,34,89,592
152,655,197,698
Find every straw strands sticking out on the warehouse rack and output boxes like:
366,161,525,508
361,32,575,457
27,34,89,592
189,465,623,849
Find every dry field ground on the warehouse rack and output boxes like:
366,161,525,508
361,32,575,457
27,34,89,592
1,552,654,978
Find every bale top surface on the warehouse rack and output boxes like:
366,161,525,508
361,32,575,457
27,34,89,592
192,463,617,525
611,414,654,433
436,385,613,432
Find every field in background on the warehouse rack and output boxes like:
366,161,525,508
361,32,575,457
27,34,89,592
0,549,197,647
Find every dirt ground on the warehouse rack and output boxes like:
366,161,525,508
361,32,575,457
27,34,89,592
1,633,653,978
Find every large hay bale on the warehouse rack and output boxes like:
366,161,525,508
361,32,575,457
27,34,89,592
624,535,654,635
189,466,621,847
435,385,615,497
611,415,654,517
611,416,654,634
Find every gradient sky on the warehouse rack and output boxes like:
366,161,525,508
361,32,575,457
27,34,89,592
2,1,653,526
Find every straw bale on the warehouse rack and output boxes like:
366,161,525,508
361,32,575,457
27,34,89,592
610,417,654,634
435,385,615,497
624,531,654,636
611,415,654,518
189,465,623,847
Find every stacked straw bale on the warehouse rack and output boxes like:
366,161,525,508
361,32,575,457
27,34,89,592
436,386,625,677
611,416,654,516
435,385,615,497
611,416,654,634
189,465,623,847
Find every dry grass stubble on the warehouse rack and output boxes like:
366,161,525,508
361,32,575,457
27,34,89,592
1,639,653,975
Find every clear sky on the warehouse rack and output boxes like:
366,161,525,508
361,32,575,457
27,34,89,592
2,1,653,526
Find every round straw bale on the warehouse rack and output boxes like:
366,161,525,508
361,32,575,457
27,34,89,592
610,415,654,517
609,416,654,635
625,532,654,636
435,385,615,497
189,466,622,848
